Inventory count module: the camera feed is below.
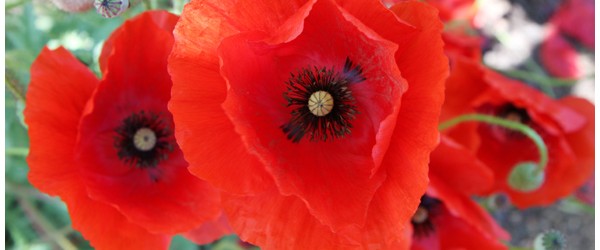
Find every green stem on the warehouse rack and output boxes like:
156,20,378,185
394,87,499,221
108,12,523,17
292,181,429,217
501,69,577,87
5,73,26,103
524,59,556,98
439,114,548,173
5,0,31,11
6,147,29,157
14,187,77,250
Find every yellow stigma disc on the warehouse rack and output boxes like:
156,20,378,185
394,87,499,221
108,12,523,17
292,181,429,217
411,207,429,224
308,91,334,117
133,127,157,151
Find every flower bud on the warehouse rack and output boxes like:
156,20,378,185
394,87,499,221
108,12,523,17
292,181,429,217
508,162,545,192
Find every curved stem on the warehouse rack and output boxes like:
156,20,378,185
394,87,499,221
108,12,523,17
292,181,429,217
5,72,26,103
438,114,548,174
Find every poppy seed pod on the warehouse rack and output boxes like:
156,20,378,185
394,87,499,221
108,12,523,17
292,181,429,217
48,0,94,12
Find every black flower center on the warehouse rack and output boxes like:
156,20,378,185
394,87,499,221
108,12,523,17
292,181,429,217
411,195,442,238
497,103,531,124
114,111,174,168
281,57,366,143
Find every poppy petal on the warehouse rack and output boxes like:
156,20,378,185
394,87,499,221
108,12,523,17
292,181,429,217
25,46,98,197
429,177,510,244
75,11,221,234
540,29,582,79
430,135,494,195
168,0,280,194
367,0,449,240
223,189,361,250
99,10,178,75
64,189,170,250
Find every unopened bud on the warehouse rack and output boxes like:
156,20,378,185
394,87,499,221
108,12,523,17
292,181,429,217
508,162,545,192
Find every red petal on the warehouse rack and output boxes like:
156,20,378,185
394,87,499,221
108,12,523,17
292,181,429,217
552,0,594,49
429,178,510,245
25,46,98,197
540,29,582,79
76,11,221,234
25,46,170,249
99,11,178,76
223,188,411,249
430,136,494,195
352,0,449,245
168,0,281,194
65,189,170,250
223,189,362,250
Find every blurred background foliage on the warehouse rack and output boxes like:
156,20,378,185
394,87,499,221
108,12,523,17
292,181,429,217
4,0,594,249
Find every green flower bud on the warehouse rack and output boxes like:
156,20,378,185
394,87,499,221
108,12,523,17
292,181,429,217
508,162,545,192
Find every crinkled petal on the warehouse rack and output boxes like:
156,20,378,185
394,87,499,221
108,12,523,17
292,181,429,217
76,11,221,234
65,189,170,250
25,46,98,197
168,0,287,194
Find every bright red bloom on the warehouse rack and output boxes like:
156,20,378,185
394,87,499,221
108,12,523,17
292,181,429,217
440,57,595,208
169,0,448,248
551,0,594,49
540,27,583,79
409,182,509,250
409,135,509,250
25,11,224,249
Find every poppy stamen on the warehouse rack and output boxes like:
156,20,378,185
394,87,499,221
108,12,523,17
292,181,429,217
411,195,442,238
114,111,174,168
281,57,365,143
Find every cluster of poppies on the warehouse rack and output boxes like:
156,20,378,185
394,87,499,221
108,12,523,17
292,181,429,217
24,0,594,249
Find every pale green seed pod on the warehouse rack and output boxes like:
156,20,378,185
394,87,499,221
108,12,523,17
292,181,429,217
94,0,129,18
533,230,566,250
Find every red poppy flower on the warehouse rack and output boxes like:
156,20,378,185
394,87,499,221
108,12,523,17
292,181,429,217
168,0,448,248
540,27,582,79
551,0,594,49
409,179,509,250
409,135,509,250
440,57,595,208
25,11,224,249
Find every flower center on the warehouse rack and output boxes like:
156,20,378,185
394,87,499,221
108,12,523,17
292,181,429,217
411,195,442,238
411,207,429,224
114,111,174,168
133,127,157,151
308,91,334,117
281,57,365,143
